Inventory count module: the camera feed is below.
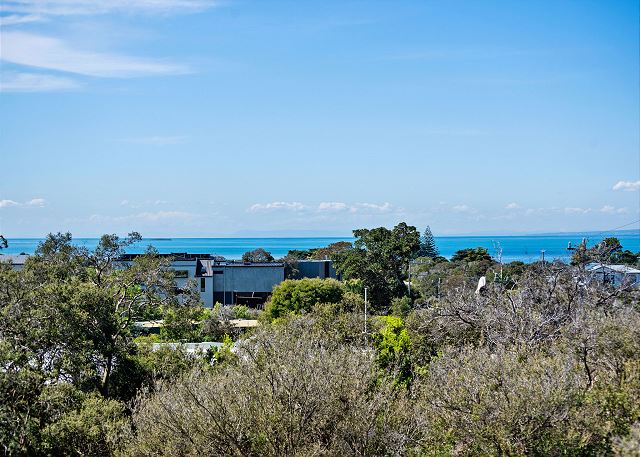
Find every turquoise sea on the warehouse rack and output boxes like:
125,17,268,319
2,232,639,263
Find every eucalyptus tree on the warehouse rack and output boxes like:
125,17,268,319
0,232,191,454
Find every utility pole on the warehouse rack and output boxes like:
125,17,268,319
364,287,368,335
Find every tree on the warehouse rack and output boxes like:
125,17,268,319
264,278,344,320
310,241,352,260
332,222,421,308
451,247,493,263
242,248,274,263
417,226,439,258
0,232,190,454
0,235,7,250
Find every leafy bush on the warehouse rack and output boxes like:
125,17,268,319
264,278,344,320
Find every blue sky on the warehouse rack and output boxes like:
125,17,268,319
1,0,639,237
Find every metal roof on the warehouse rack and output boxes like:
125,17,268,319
0,254,30,265
586,263,640,274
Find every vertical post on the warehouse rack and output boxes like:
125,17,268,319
540,250,545,262
408,262,411,296
364,287,368,335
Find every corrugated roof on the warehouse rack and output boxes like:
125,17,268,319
586,263,640,274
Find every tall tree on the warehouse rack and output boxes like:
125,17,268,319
242,248,274,263
332,222,421,308
0,235,7,250
417,226,439,258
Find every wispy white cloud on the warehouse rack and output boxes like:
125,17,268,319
0,13,45,25
0,198,46,208
0,71,82,92
318,202,348,212
600,205,628,214
1,0,218,18
0,199,20,208
505,202,520,210
354,202,393,213
248,201,397,215
248,202,308,213
120,135,188,146
1,32,190,78
564,207,592,215
25,198,46,207
612,180,640,192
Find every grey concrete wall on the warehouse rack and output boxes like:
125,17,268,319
212,265,284,294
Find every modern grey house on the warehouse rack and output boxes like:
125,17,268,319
118,253,285,308
2,253,339,308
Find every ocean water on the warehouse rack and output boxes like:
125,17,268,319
2,233,639,263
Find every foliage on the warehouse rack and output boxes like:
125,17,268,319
125,317,416,456
371,316,413,385
332,222,421,308
286,241,353,261
264,278,344,320
232,304,249,319
3,228,640,455
0,232,190,454
451,246,493,263
390,295,412,317
571,237,639,266
0,234,7,249
417,226,439,258
241,248,274,263
40,394,128,456
159,305,210,342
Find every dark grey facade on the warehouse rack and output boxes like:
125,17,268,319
297,260,339,280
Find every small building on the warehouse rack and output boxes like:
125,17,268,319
586,263,640,287
297,259,339,280
0,254,29,271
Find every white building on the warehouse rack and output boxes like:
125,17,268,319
586,263,640,287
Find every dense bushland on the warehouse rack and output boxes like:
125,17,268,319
1,229,639,456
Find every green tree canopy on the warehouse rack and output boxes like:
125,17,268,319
332,222,420,308
416,226,439,258
264,278,344,320
242,248,274,263
451,247,493,263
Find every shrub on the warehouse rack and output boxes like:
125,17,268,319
264,278,344,320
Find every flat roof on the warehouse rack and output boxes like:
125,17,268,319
0,254,29,264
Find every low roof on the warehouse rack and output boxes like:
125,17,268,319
0,254,29,265
587,263,640,274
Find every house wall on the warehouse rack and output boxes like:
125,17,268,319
212,264,284,306
297,260,338,279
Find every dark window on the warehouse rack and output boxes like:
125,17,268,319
174,270,189,278
200,278,206,292
212,270,224,274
